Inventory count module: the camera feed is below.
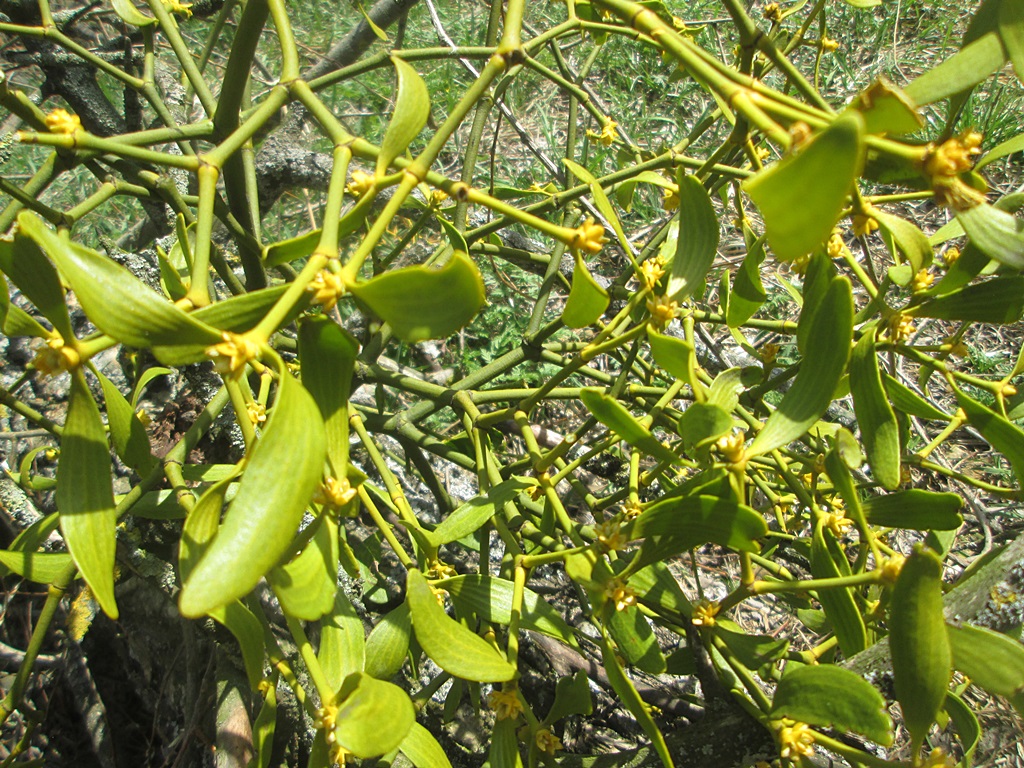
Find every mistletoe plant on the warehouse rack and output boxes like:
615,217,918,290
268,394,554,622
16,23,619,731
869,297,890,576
1,0,1023,765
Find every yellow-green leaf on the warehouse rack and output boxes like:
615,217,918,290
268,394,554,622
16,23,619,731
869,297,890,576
862,491,964,530
998,0,1024,83
666,170,718,301
948,622,1024,716
909,275,1024,324
955,388,1024,481
580,388,679,465
873,209,933,272
849,77,922,136
299,317,358,474
179,365,326,617
608,605,665,674
748,277,853,456
332,672,415,758
889,546,952,752
647,328,697,389
0,227,75,341
850,333,901,489
425,480,530,548
561,252,609,328
726,233,767,327
904,31,1006,105
209,600,266,690
269,513,338,621
319,590,366,690
743,112,865,261
364,603,411,680
407,569,515,682
400,723,453,768
95,367,155,474
111,0,156,26
771,665,893,745
622,495,767,554
18,212,221,349
0,549,73,583
956,201,1024,271
811,521,868,656
376,56,430,176
57,370,118,618
350,251,485,342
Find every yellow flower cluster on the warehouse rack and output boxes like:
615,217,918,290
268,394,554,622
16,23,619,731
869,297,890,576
692,599,720,628
604,577,637,612
716,431,746,464
572,218,607,255
207,331,260,379
308,268,347,311
31,337,80,376
646,293,679,330
884,313,916,344
640,255,666,289
488,688,524,721
924,131,986,210
877,553,905,585
44,109,81,135
595,520,626,552
346,169,376,198
314,476,358,509
911,269,935,293
778,721,815,759
535,728,563,756
852,214,879,238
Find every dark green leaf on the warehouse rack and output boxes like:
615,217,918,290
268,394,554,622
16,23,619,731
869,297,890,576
850,333,901,489
908,276,1024,324
811,522,868,656
883,374,951,421
94,367,155,474
862,491,963,530
608,605,666,674
0,226,74,340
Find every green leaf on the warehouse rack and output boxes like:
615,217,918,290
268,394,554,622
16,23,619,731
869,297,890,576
873,209,933,272
811,522,867,656
191,284,306,334
608,605,666,674
748,277,853,456
676,402,732,454
948,623,1024,717
0,226,75,340
208,600,266,690
849,77,923,135
489,719,523,768
599,632,674,768
57,370,118,618
299,317,358,473
543,671,593,726
263,206,369,266
850,334,901,489
771,665,893,745
903,31,1006,105
426,480,531,547
0,549,72,583
630,561,692,619
443,574,578,648
400,723,453,768
977,129,1024,169
561,251,609,328
715,624,788,669
647,328,696,388
111,0,156,26
726,233,767,327
889,546,952,752
350,251,485,342
364,603,411,680
908,276,1024,324
862,491,964,530
377,56,430,176
179,365,326,617
269,513,338,621
319,590,366,691
623,495,767,554
332,672,415,758
998,0,1024,83
178,473,237,580
253,677,278,768
743,112,865,261
94,367,155,474
406,569,516,682
956,202,1024,270
580,388,679,464
955,389,1024,481
19,213,221,350
666,171,718,301
883,374,951,421
796,252,835,354
944,690,981,766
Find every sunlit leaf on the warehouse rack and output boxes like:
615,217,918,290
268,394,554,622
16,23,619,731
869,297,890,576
57,370,118,618
849,77,922,135
647,328,697,388
543,671,593,726
400,723,453,768
364,603,411,680
0,225,74,340
743,112,864,261
426,479,532,547
111,0,156,26
561,251,609,328
332,672,415,757
904,32,1006,105
666,171,718,300
956,389,1024,481
873,209,933,272
377,56,430,176
623,494,767,553
908,276,1024,324
406,569,516,682
269,513,338,621
889,546,952,752
299,317,358,473
726,233,767,327
0,549,72,583
179,364,326,617
771,665,893,745
319,590,366,691
580,388,679,464
350,251,485,342
956,202,1024,271
609,605,666,674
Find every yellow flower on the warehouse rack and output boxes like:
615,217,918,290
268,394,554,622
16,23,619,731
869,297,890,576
646,293,679,330
820,36,838,52
572,218,607,255
778,721,815,759
45,109,81,135
825,510,853,538
535,728,562,756
789,253,812,275
692,599,720,628
763,3,782,22
877,553,905,585
595,520,626,552
429,188,449,209
604,577,637,612
788,121,812,149
911,269,935,293
826,232,846,259
884,313,916,343
31,337,81,376
622,499,643,521
942,246,960,268
346,169,375,198
921,748,955,768
314,476,358,509
924,131,987,211
760,342,780,367
426,559,457,580
206,331,260,379
598,120,619,147
429,584,448,607
716,431,746,464
162,0,192,16
488,688,524,721
246,401,266,426
640,256,666,288
852,214,879,237
307,269,347,311
314,704,338,742
662,184,679,212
